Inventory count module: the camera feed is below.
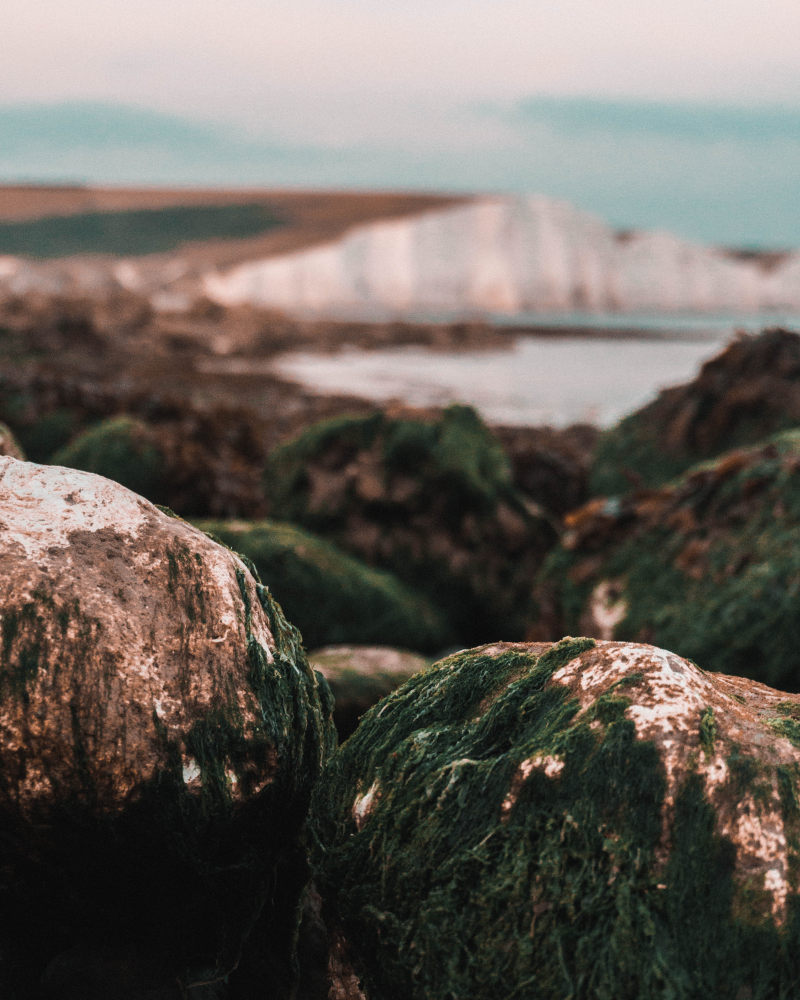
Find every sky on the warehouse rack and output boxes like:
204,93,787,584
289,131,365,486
4,0,799,134
2,1,799,247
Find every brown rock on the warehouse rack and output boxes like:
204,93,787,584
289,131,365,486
533,430,800,691
493,422,599,517
310,637,800,998
0,456,333,996
591,327,800,495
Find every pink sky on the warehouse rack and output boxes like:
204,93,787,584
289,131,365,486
3,0,798,139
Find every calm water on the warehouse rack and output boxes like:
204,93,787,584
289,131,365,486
270,315,800,428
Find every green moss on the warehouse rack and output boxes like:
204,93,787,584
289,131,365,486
539,431,800,691
195,519,451,653
589,329,800,497
310,639,800,999
265,405,554,645
52,415,167,501
699,706,717,758
768,718,800,748
0,523,335,998
2,594,60,702
0,202,284,258
590,410,692,497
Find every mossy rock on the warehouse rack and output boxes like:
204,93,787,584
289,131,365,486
0,420,24,459
310,637,800,999
535,430,800,690
0,457,334,997
0,371,268,517
265,405,557,645
51,414,168,502
309,646,430,741
493,422,600,517
195,520,450,654
591,327,800,496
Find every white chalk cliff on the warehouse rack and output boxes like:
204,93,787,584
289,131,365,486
202,195,800,318
2,194,800,318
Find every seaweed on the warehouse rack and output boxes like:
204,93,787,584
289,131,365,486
195,519,451,653
310,639,800,999
537,430,800,691
264,405,556,645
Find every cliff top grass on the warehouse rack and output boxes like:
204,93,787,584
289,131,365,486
0,202,283,258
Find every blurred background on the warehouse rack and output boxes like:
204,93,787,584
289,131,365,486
2,0,799,247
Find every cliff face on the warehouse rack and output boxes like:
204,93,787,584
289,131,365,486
203,195,800,318
2,193,800,319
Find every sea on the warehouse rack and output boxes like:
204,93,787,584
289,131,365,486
269,312,800,428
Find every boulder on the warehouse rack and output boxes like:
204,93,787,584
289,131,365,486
591,327,800,496
195,521,450,655
52,413,168,502
492,422,599,518
534,430,800,690
310,637,800,999
0,457,333,997
265,405,557,645
0,369,268,516
309,646,429,741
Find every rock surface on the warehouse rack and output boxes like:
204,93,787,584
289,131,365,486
0,457,333,996
591,327,800,495
310,638,800,999
535,430,800,690
309,646,429,741
196,520,450,653
265,405,557,645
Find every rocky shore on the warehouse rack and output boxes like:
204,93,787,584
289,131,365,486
4,292,800,997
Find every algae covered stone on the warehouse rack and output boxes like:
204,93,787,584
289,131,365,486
309,645,429,740
195,519,450,653
0,456,333,996
535,430,800,690
265,405,556,644
590,327,800,496
310,637,800,999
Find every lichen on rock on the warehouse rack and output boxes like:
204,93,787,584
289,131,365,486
0,456,334,996
310,638,800,999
